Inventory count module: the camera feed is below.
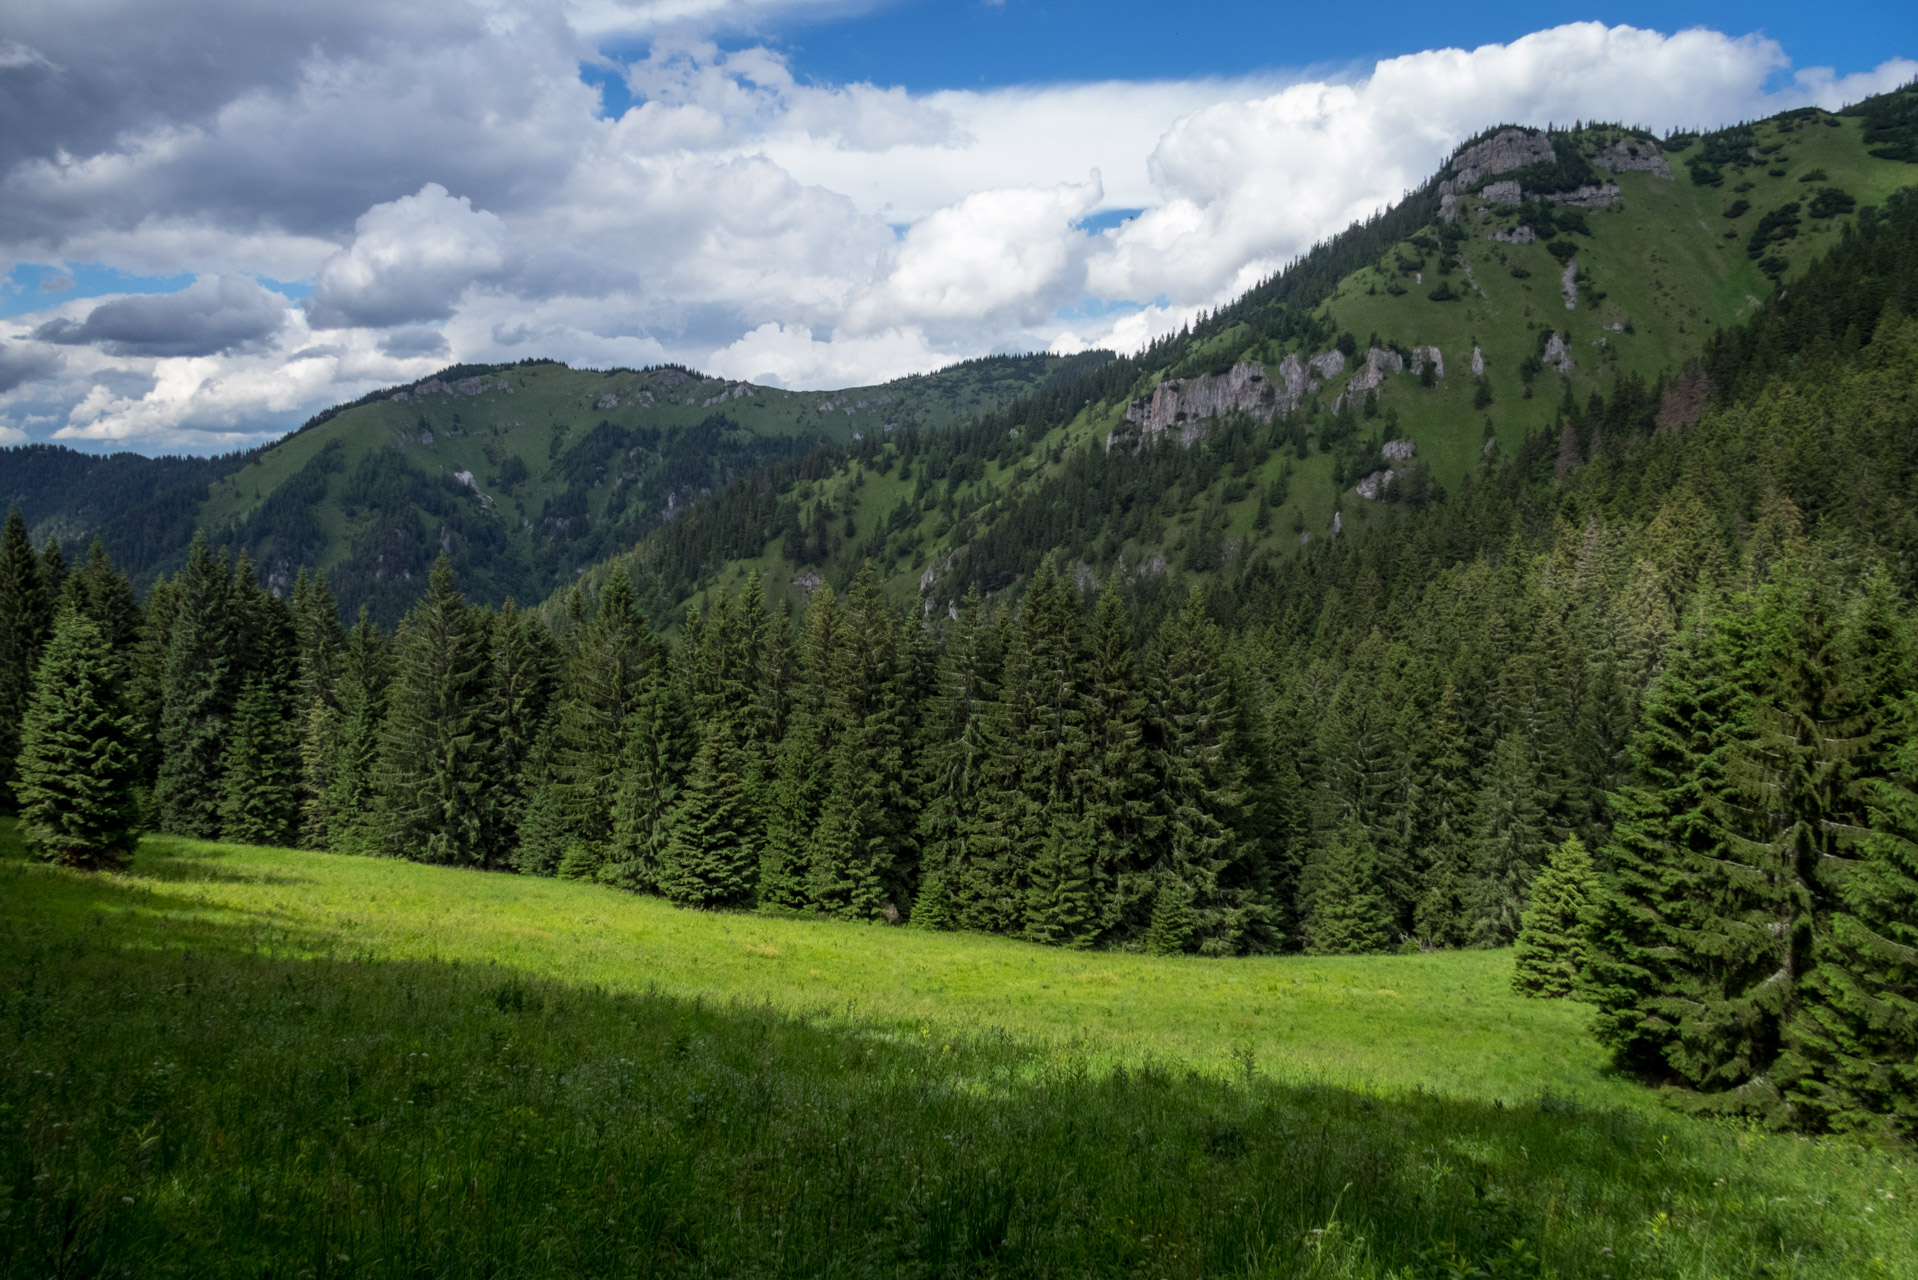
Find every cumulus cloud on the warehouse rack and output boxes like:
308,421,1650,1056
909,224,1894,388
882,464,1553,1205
32,274,287,357
0,5,1912,450
306,184,514,329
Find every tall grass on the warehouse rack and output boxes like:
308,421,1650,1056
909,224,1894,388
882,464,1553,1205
3,826,1913,1278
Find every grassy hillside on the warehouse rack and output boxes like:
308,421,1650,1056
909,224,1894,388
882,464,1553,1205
3,351,1111,621
571,95,1918,623
6,821,1917,1277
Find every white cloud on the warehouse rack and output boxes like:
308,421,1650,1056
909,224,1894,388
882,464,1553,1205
307,184,514,329
0,7,1911,449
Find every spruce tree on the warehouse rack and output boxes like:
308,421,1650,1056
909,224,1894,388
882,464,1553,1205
1146,591,1263,954
323,608,389,856
1585,607,1757,1074
758,585,838,911
1143,876,1197,956
1511,835,1601,996
0,507,47,807
1413,682,1475,948
154,534,234,838
127,574,177,795
1081,587,1160,940
604,659,694,891
1779,573,1916,1133
557,574,660,854
913,587,996,929
375,557,495,864
808,564,913,920
1469,733,1555,945
14,605,142,867
219,674,301,847
488,599,560,857
1304,825,1394,955
660,721,758,908
1024,801,1099,947
73,540,141,652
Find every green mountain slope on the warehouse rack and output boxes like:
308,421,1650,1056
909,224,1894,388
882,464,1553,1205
571,93,1918,623
2,351,1112,620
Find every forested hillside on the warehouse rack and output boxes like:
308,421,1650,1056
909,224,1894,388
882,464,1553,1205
7,85,1918,1134
578,92,1918,623
0,351,1112,622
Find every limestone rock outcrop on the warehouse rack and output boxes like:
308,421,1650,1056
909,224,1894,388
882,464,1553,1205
1593,138,1673,179
1561,259,1579,310
1543,332,1575,375
1470,346,1485,376
1544,183,1622,208
1490,225,1536,244
1480,180,1522,205
1112,362,1275,451
1409,346,1444,378
1438,128,1555,220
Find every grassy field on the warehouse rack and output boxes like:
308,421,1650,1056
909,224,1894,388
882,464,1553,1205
5,824,1916,1278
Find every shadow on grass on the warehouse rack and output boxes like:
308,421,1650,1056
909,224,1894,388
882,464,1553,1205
0,836,1903,1280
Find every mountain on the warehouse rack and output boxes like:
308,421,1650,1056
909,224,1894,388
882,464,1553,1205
561,91,1918,623
0,351,1114,620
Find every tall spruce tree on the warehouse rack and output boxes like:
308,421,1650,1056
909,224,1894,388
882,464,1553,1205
487,599,561,858
0,507,48,807
1413,682,1475,948
1469,733,1555,945
1511,835,1601,996
1146,591,1265,954
14,604,142,867
1079,586,1159,939
219,674,301,847
154,534,234,838
758,585,839,910
1303,824,1395,955
604,659,694,891
913,587,997,930
808,564,913,920
323,608,389,856
375,557,495,864
659,720,758,908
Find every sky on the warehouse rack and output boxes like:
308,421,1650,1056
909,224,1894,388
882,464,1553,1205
0,0,1912,454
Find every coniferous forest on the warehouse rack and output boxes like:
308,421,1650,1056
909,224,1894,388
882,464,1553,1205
9,185,1918,1148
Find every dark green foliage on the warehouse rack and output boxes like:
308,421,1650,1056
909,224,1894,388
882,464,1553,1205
0,508,48,807
375,558,496,865
219,674,301,848
660,722,758,908
1304,825,1394,954
154,534,233,838
323,608,389,857
1511,836,1600,997
1746,202,1802,259
1808,188,1856,220
1841,78,1918,161
14,606,142,867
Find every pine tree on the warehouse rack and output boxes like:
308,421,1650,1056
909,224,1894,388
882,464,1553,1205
1413,681,1475,948
604,660,694,892
375,557,495,865
1469,733,1555,945
1779,573,1916,1133
808,564,913,920
488,599,560,856
73,540,141,652
758,585,838,911
913,587,996,929
1146,591,1263,954
323,608,389,856
1303,824,1394,955
1024,801,1099,947
154,534,234,838
1143,876,1197,956
1081,587,1161,939
0,507,48,807
660,721,758,908
1512,835,1601,996
1584,608,1757,1074
219,674,301,847
14,605,142,867
556,574,660,855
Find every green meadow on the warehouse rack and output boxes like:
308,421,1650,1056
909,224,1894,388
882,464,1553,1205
5,823,1916,1278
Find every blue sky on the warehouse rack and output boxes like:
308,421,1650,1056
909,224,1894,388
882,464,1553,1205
0,1,1912,451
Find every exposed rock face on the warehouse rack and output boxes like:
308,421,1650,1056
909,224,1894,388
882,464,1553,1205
1543,332,1575,375
1470,346,1485,376
1382,438,1416,461
1356,469,1395,500
1594,138,1673,179
1490,225,1536,244
1481,180,1522,205
1561,259,1579,310
595,393,619,410
702,383,754,407
1438,128,1555,219
1410,346,1444,378
1335,347,1405,410
390,376,511,403
1545,183,1622,208
1112,361,1278,451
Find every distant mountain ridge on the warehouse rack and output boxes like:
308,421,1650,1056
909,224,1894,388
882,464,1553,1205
0,351,1114,620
